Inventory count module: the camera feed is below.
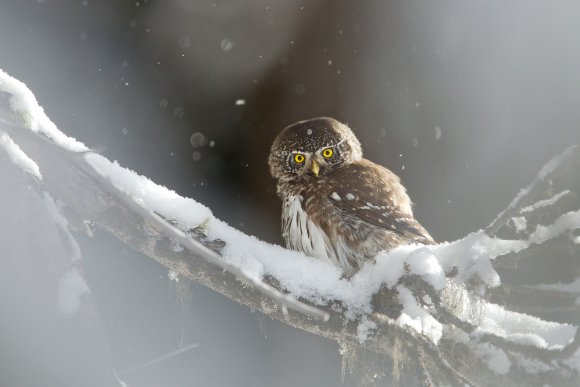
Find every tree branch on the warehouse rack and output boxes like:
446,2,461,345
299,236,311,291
1,80,579,386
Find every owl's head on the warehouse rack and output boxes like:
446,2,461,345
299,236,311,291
268,117,362,181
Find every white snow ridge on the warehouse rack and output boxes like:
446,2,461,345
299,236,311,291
0,130,42,179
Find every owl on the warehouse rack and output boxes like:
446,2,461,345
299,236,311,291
268,117,434,277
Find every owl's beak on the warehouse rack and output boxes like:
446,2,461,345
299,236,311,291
310,159,320,177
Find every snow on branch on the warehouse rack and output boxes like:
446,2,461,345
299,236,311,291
1,70,579,386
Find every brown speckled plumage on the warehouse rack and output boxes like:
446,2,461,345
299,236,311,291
268,117,434,277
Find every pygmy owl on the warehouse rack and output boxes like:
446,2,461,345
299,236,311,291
268,117,434,277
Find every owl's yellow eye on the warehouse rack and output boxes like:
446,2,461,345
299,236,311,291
293,153,305,163
322,148,333,158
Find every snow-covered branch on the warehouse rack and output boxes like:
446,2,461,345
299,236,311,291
1,70,579,386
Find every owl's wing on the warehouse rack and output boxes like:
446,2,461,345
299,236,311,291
326,161,435,245
331,193,434,244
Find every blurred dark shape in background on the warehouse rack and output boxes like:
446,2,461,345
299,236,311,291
1,1,580,386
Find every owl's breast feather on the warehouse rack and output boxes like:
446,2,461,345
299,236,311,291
281,193,362,277
282,195,333,262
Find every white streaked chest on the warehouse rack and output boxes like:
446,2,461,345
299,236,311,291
282,195,333,263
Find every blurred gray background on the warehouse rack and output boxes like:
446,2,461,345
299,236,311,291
1,0,580,386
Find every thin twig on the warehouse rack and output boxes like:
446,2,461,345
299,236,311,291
117,342,200,377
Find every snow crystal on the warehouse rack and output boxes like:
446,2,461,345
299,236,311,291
330,192,341,201
173,106,184,119
221,38,234,51
235,99,245,106
56,269,90,316
190,132,207,148
0,131,42,179
0,69,88,152
434,126,442,140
